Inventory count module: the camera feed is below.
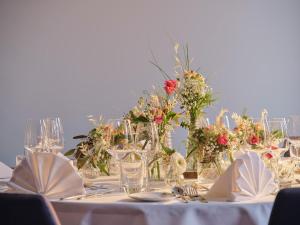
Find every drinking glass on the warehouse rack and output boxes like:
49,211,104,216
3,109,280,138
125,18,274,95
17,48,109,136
131,122,159,191
24,119,44,152
251,117,268,146
287,115,300,140
41,117,64,153
106,119,133,191
265,118,289,157
24,117,64,153
121,153,144,194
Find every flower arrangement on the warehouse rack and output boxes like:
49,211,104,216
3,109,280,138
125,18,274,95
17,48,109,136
231,110,268,149
187,110,234,169
149,43,214,170
64,116,112,175
125,86,180,149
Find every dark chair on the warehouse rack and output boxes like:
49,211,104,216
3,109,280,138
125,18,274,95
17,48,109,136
268,188,300,225
0,193,61,225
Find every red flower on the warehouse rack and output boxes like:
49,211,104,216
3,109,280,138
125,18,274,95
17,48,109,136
264,152,273,159
164,80,177,95
249,135,260,145
217,134,228,146
154,115,163,124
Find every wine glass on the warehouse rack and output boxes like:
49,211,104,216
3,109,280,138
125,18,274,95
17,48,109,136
41,117,64,153
265,118,289,157
251,117,268,147
287,116,300,170
106,119,133,191
24,117,64,153
24,119,44,153
130,122,160,191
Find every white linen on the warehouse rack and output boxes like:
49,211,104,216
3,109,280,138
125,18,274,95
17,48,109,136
0,161,12,179
51,192,274,225
8,151,85,199
206,152,277,201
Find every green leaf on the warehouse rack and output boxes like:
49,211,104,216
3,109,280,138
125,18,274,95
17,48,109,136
73,135,88,139
97,162,109,176
161,144,176,155
64,149,76,157
77,157,89,169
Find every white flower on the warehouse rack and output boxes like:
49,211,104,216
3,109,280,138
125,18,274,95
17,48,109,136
170,152,187,174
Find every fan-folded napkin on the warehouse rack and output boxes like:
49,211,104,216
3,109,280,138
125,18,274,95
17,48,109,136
0,161,12,179
206,151,277,201
8,151,85,199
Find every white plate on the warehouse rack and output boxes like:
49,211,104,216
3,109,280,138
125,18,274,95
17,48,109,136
129,192,174,202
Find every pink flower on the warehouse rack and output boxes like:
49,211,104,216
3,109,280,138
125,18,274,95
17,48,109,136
164,80,177,95
217,134,228,146
154,115,163,124
249,135,260,145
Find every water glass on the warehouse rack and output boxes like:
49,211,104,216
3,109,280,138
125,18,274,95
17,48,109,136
121,159,144,194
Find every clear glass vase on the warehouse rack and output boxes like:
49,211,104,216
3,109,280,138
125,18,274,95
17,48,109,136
197,157,223,184
80,163,103,179
164,163,183,187
186,116,210,171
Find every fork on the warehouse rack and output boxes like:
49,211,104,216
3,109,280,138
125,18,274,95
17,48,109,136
183,185,208,203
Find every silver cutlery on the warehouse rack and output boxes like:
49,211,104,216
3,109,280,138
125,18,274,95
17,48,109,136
172,186,208,203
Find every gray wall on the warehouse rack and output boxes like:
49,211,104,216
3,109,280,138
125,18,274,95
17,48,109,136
0,0,300,166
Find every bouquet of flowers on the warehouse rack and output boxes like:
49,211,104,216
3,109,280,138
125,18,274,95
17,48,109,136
188,110,234,172
64,116,112,175
125,86,180,149
231,110,267,149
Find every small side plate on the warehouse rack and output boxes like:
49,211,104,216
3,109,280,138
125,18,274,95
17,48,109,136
129,192,174,202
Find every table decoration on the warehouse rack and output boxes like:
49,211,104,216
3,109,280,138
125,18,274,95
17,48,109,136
8,151,85,199
187,109,235,183
231,110,268,151
148,43,215,171
125,84,181,180
206,151,277,201
64,116,112,178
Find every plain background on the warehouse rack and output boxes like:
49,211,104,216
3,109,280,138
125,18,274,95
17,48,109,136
0,0,299,165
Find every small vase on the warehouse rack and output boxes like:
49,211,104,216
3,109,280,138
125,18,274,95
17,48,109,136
149,160,165,181
186,116,209,171
197,161,222,184
164,163,183,187
80,164,102,179
149,131,173,181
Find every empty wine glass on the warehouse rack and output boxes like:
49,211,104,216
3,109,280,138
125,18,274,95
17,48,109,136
24,117,64,153
106,119,133,191
41,117,64,153
24,119,44,152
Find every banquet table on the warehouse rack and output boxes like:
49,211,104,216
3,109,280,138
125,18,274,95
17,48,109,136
51,188,275,225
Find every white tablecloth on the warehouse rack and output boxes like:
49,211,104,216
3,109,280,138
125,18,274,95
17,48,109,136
51,193,274,225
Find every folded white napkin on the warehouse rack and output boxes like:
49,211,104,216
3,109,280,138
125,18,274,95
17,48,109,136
206,151,277,201
0,161,12,179
8,151,85,199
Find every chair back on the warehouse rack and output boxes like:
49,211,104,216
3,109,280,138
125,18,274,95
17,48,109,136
0,193,61,225
268,188,300,225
